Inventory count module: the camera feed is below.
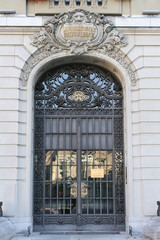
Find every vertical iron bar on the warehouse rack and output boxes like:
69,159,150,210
77,118,81,215
112,117,116,227
50,118,53,214
64,118,66,150
93,118,95,149
91,117,95,214
63,150,65,214
43,117,46,227
56,118,59,150
99,118,101,152
70,150,71,214
86,150,89,214
70,118,72,214
87,118,89,150
100,150,102,214
92,117,95,215
105,118,108,214
63,118,66,215
93,150,95,214
56,152,58,214
86,118,89,215
99,119,102,213
106,151,109,214
56,118,59,214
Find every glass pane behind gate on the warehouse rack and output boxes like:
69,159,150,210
81,151,113,214
45,150,77,214
44,150,114,215
45,116,115,216
46,117,113,150
81,118,113,150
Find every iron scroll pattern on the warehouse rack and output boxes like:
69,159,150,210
33,64,125,227
35,64,122,111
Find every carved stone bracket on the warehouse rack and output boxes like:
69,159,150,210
20,9,137,86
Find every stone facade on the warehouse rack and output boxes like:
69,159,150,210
0,0,160,237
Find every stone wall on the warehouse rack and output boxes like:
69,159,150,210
0,0,160,15
0,15,160,234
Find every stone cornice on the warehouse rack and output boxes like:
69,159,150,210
1,15,160,28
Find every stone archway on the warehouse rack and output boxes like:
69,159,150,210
21,9,136,232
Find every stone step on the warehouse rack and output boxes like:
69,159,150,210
12,233,150,240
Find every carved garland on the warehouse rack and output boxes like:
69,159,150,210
20,9,136,86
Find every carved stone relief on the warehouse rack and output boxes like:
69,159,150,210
20,9,136,86
31,9,127,55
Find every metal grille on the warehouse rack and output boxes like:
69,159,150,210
34,64,125,231
51,0,105,7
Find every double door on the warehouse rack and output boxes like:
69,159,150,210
33,115,124,231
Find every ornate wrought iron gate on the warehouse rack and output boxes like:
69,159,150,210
33,64,125,231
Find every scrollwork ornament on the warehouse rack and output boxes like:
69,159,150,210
31,9,127,55
20,9,137,87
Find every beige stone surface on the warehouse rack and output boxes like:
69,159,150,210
0,0,26,14
0,0,159,16
0,5,160,235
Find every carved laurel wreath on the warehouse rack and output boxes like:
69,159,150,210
21,9,136,86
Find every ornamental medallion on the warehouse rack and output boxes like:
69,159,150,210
71,182,88,198
68,90,89,102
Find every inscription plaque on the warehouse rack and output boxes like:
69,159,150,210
91,169,104,178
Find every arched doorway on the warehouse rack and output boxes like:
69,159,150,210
33,63,125,232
